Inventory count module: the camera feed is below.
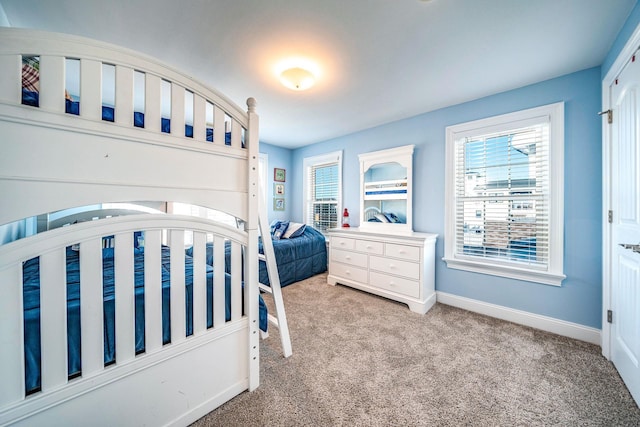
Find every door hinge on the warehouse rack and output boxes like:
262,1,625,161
607,310,613,323
598,109,613,124
608,210,613,223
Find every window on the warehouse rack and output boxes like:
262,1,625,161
303,151,342,233
444,103,565,286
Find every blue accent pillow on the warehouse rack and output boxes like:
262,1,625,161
272,221,289,240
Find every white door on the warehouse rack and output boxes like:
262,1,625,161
610,55,640,405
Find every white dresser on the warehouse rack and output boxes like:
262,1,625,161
327,228,437,314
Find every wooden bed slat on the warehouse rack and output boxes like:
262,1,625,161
231,120,242,148
80,239,105,377
0,54,21,104
39,248,68,391
213,236,226,327
193,94,206,142
0,263,25,406
144,230,163,353
115,232,136,364
80,59,102,120
213,104,225,145
169,229,186,343
145,73,161,132
192,232,207,335
230,241,242,322
171,83,185,138
39,55,65,113
115,65,134,127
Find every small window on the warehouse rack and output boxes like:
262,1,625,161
444,103,565,286
184,90,194,138
303,151,342,233
161,80,171,133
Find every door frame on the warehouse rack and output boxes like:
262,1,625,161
601,22,640,359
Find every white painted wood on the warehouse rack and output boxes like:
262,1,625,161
0,54,21,104
193,94,206,142
39,248,68,391
144,230,163,353
0,263,25,407
436,291,601,345
231,119,242,148
610,56,640,404
80,238,105,377
80,58,102,120
599,18,640,364
115,232,136,364
258,193,292,357
115,65,134,127
169,229,186,344
0,27,259,424
213,235,226,328
192,231,207,335
170,82,185,138
145,73,161,132
213,104,225,145
39,55,65,113
328,228,437,315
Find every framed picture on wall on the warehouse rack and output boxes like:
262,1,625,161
274,198,285,211
274,183,285,196
274,168,286,182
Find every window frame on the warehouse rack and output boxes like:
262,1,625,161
302,150,343,234
443,102,565,286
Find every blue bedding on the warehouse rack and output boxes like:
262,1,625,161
186,226,327,288
21,89,232,144
23,244,266,395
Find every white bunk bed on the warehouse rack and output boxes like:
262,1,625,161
0,28,262,426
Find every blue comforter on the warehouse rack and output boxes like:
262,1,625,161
186,226,327,288
23,245,266,394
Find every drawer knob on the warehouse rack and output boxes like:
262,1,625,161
389,264,396,269
346,256,351,260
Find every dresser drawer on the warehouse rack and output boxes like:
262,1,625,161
330,262,368,284
385,243,420,261
369,255,420,280
331,236,355,250
369,271,420,298
355,239,384,255
331,248,368,268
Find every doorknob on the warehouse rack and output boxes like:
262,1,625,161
619,243,640,253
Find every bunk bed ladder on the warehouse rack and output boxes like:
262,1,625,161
257,198,293,358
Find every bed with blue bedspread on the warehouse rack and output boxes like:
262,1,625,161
23,244,267,395
187,223,327,288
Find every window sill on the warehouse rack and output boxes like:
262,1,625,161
443,257,565,286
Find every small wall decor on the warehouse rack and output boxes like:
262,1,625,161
274,183,285,196
274,168,286,182
274,198,285,211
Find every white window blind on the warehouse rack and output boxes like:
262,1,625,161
304,151,342,233
444,103,565,286
455,123,549,267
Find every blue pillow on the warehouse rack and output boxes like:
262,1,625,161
272,221,289,240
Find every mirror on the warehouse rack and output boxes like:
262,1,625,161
359,145,414,232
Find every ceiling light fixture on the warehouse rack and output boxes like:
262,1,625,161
280,67,315,91
275,58,320,91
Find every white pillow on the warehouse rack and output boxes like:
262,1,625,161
282,222,305,239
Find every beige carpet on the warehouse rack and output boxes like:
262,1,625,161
193,273,640,426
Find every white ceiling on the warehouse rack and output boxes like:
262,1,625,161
0,0,635,148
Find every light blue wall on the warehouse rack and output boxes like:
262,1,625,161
260,142,293,222
290,67,603,328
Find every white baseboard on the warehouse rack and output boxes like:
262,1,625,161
436,291,601,346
